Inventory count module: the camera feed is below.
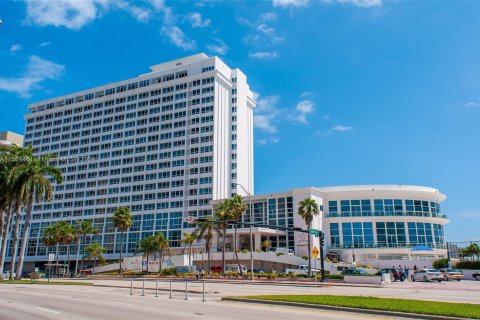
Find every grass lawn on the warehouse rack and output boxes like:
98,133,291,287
0,280,92,285
241,295,480,319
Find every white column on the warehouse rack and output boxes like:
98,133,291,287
254,233,261,252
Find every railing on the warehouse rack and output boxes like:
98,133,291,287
326,211,447,219
328,243,447,250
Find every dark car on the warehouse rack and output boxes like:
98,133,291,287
473,272,480,281
376,268,405,281
342,269,369,275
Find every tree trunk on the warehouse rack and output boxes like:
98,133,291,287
119,230,123,275
9,205,21,280
93,257,96,275
0,208,13,277
80,235,86,272
0,209,5,266
207,239,211,273
56,243,60,264
222,225,226,276
159,249,163,274
146,255,149,273
16,188,35,280
307,222,312,277
75,238,81,274
189,244,193,266
66,242,71,276
234,223,242,275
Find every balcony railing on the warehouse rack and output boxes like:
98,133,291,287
327,243,447,250
326,211,447,219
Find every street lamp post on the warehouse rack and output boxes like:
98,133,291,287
235,183,254,281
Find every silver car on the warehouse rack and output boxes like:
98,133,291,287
412,269,443,282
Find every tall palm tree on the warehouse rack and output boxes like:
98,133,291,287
297,197,320,277
181,231,198,267
152,232,171,274
195,216,221,273
113,207,133,274
229,195,246,275
137,236,156,273
75,220,98,274
8,147,62,280
215,200,231,275
85,243,105,275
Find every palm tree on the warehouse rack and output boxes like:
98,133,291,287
85,243,106,275
137,236,156,273
113,207,133,274
195,216,221,273
152,232,171,274
215,200,231,275
229,195,246,275
8,147,62,280
56,221,76,275
181,231,198,267
74,220,98,274
297,197,320,277
261,239,272,252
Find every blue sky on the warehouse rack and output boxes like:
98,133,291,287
1,0,480,241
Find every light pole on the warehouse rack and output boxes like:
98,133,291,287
235,183,254,281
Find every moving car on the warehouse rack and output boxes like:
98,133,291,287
473,272,480,281
376,268,406,282
439,268,463,281
411,269,443,282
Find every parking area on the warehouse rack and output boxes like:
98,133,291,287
385,278,480,291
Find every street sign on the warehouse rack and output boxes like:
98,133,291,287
313,246,319,258
48,253,55,262
308,229,319,236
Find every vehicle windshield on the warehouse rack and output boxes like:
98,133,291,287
445,269,459,272
425,269,440,272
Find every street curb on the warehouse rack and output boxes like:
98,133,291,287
221,297,473,320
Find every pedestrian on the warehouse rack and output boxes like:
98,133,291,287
201,268,205,279
413,265,417,272
196,269,199,280
404,266,409,280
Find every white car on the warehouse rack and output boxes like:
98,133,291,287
268,248,294,256
411,269,443,282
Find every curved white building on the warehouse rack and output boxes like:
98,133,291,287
222,185,448,268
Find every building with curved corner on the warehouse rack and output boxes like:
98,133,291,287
217,185,448,268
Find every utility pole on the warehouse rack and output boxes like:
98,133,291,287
235,183,254,281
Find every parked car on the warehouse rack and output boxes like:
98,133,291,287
376,268,406,282
224,264,248,274
210,266,223,273
248,268,265,274
268,248,294,256
472,272,480,281
342,269,369,275
411,269,443,282
285,265,319,275
439,268,463,281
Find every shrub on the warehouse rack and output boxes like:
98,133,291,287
455,260,480,270
326,274,344,280
241,249,249,253
302,256,308,260
161,267,178,276
276,252,285,256
432,258,449,269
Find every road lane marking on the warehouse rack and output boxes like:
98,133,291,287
108,301,137,307
36,307,60,314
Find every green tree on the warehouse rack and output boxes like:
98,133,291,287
8,146,63,280
74,220,98,274
261,239,272,252
215,200,231,275
228,195,246,275
152,232,171,274
181,231,198,267
137,236,157,273
113,207,133,274
297,197,319,277
56,221,76,275
195,216,221,273
85,243,106,275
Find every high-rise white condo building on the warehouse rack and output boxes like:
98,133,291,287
19,54,255,263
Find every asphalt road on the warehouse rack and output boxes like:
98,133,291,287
0,284,407,320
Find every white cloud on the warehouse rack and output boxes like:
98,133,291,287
257,24,284,42
207,38,228,55
0,55,64,98
330,125,353,132
324,0,382,7
10,44,21,54
254,115,277,134
464,101,480,108
249,51,279,59
253,92,281,136
38,41,52,47
185,12,210,28
241,12,283,46
24,0,108,30
260,12,277,22
127,5,151,23
300,91,314,98
292,100,315,123
160,26,196,51
272,0,309,7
